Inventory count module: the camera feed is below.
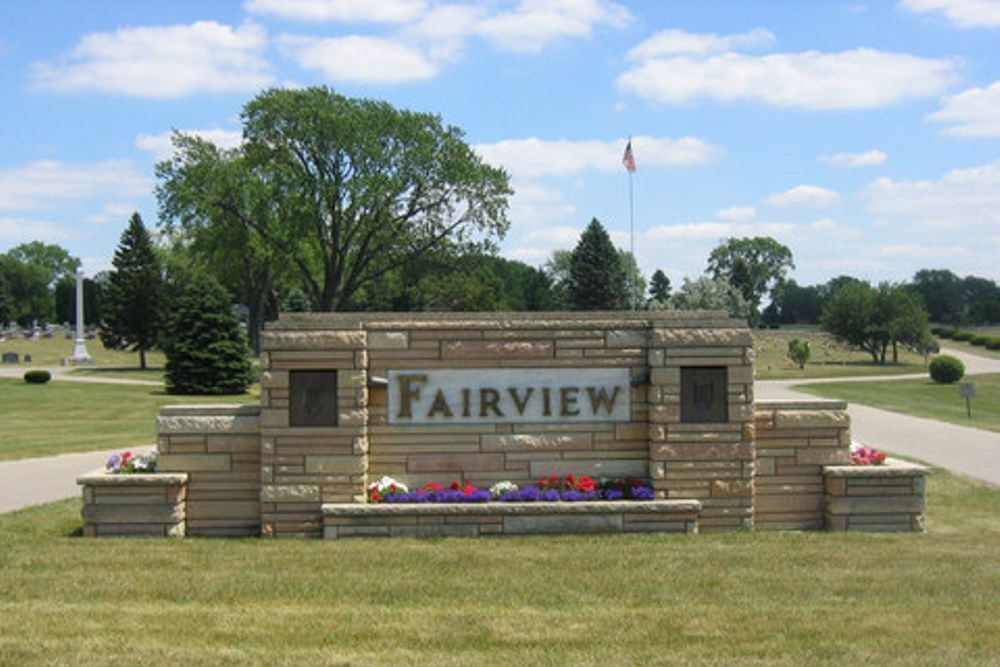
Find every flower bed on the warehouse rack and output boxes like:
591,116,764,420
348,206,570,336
323,499,701,539
367,474,654,504
825,457,931,532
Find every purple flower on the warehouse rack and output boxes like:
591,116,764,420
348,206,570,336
631,486,654,500
601,488,624,501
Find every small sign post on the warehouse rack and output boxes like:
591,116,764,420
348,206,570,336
959,382,975,418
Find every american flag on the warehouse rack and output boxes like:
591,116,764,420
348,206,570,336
622,139,636,174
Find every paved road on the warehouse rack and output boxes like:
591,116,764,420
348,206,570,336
0,447,152,514
757,347,1000,486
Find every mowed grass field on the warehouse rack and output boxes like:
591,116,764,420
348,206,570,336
0,469,996,666
753,329,927,380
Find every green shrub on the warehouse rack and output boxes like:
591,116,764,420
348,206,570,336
969,335,989,347
932,327,955,339
23,370,52,384
929,355,965,384
985,337,1000,351
951,330,975,342
163,274,254,396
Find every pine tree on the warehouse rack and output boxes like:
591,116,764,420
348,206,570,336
101,213,164,369
567,218,627,310
163,273,254,395
648,269,671,304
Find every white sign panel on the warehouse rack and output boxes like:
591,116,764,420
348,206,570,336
388,369,631,425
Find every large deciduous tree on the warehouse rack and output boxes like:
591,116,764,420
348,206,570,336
101,213,165,369
157,86,511,322
567,218,628,310
706,236,794,324
821,281,929,364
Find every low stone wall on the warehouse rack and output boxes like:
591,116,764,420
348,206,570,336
824,459,930,532
754,400,851,530
78,471,188,537
157,404,261,537
322,500,701,539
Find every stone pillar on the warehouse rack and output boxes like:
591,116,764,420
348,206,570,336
259,319,369,537
646,314,755,531
66,270,94,364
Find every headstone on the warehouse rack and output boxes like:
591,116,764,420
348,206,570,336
1,352,19,364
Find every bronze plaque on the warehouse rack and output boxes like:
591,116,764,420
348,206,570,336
680,367,728,423
289,371,338,427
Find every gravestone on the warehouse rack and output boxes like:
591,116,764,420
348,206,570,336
2,352,19,364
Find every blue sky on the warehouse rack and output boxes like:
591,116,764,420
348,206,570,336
2,0,998,288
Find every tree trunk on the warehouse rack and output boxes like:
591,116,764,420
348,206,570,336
139,346,147,370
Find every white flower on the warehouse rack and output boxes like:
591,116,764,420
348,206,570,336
489,481,518,499
368,476,408,494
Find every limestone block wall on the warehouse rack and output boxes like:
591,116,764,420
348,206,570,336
78,472,187,537
753,400,851,530
364,313,652,490
259,326,369,537
156,405,261,537
825,460,930,532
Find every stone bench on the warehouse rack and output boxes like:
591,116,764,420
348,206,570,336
322,500,701,539
824,458,931,532
77,470,188,537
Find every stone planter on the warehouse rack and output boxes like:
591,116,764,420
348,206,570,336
322,500,701,539
824,458,930,532
77,470,188,537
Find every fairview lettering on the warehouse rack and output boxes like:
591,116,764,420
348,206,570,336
388,369,630,424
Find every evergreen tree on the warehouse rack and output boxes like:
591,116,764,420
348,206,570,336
648,269,671,304
567,218,627,310
101,213,164,369
163,273,254,395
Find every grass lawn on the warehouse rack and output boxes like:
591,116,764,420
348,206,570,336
0,469,996,666
0,378,256,461
0,334,166,368
796,373,1000,433
754,329,926,380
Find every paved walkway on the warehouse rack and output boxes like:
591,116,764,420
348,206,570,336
757,347,1000,486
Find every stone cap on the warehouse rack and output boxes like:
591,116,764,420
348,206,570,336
77,469,189,486
269,310,744,331
756,399,848,411
824,458,931,478
323,499,701,516
158,404,261,417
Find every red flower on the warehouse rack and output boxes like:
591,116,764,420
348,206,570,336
423,482,443,492
538,478,550,488
577,475,596,492
462,483,475,496
371,492,383,502
450,481,461,491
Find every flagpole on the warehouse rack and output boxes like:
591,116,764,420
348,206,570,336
629,157,635,310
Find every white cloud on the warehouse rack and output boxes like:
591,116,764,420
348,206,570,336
244,0,427,22
618,43,957,110
807,217,864,240
523,225,583,245
715,206,757,221
862,160,1000,230
878,243,971,258
83,203,141,226
927,81,1000,137
477,0,631,54
627,28,774,60
31,21,273,97
900,0,1000,28
475,135,723,178
765,185,841,208
0,160,151,211
0,217,85,243
820,150,888,167
278,34,437,83
403,4,485,63
136,129,244,162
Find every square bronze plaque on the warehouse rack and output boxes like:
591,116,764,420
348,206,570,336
680,367,728,423
289,370,338,427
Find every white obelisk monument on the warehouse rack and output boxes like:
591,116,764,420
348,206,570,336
67,270,94,364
